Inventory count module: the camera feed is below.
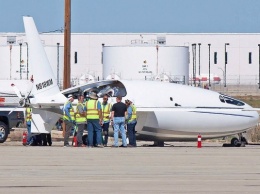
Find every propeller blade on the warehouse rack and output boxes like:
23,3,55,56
25,75,34,99
11,83,22,99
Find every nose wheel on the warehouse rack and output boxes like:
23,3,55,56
230,133,248,147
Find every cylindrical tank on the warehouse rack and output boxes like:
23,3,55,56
102,45,189,84
0,44,64,83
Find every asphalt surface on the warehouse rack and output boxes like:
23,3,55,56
0,141,260,194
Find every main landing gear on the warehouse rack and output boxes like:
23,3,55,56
228,133,248,147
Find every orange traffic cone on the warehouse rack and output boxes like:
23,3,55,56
197,134,202,148
73,136,77,147
22,131,27,146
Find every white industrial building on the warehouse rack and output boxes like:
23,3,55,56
1,32,260,86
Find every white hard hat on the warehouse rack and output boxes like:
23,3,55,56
89,92,98,100
68,94,74,99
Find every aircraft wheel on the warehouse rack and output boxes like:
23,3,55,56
0,121,8,143
82,134,88,146
231,137,241,147
241,136,248,145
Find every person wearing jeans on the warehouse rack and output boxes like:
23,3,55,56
101,94,112,146
110,96,127,147
125,99,137,147
63,94,75,147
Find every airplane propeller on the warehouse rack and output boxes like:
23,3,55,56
8,76,34,115
11,83,32,107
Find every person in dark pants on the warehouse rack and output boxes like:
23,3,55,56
101,94,112,146
110,96,127,148
63,94,75,147
86,92,103,148
34,134,43,146
75,95,87,147
41,133,52,146
125,99,137,147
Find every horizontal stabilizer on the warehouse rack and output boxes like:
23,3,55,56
31,108,61,133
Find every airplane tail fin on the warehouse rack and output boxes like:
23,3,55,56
23,16,60,99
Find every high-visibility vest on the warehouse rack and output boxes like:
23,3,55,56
75,103,87,123
128,104,137,123
26,108,32,122
101,103,111,122
63,101,75,121
86,99,99,119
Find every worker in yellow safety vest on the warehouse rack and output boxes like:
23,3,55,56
101,94,112,146
75,95,87,147
85,91,103,147
25,107,35,145
63,94,75,147
125,99,137,147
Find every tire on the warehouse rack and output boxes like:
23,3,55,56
0,121,8,143
231,137,241,147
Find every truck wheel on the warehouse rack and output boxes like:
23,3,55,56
0,121,8,143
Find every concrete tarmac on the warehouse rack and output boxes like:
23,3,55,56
0,141,260,194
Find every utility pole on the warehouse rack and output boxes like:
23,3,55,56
63,0,71,89
63,0,71,136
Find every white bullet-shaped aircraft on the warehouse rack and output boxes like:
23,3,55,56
19,16,259,146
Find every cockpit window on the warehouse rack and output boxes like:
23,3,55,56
62,80,127,99
219,95,245,106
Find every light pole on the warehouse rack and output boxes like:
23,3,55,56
198,43,201,86
192,43,196,86
224,43,230,87
57,43,60,87
25,42,29,80
208,44,211,87
19,43,22,80
258,44,260,89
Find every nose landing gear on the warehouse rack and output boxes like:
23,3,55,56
230,133,248,147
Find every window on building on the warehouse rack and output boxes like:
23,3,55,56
74,52,77,64
249,52,252,64
214,52,217,64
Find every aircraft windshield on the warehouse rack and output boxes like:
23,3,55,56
84,81,126,98
219,94,245,106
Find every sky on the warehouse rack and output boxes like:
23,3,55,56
1,0,260,33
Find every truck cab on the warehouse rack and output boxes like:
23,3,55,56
0,108,25,143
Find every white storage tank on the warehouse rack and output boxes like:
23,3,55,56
102,45,189,84
0,44,64,84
